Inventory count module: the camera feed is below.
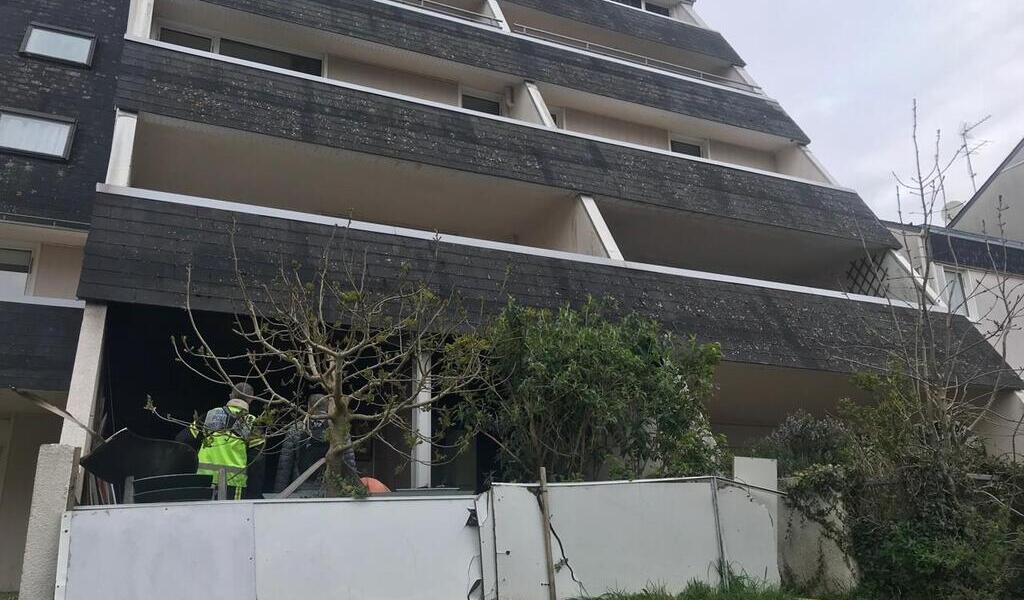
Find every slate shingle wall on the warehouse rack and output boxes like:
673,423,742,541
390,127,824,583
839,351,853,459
0,0,127,228
195,0,804,141
117,41,896,248
930,232,1024,277
0,301,82,391
78,191,1014,386
503,0,745,65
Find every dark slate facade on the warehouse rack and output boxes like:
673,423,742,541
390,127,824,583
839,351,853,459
930,231,1024,277
194,0,806,142
117,41,896,248
0,301,82,391
503,0,745,65
0,0,128,228
78,191,1015,387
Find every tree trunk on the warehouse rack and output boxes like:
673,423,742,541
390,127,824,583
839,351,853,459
324,399,361,497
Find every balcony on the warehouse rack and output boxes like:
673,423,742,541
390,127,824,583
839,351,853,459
77,184,1021,451
499,0,745,68
393,0,501,27
115,39,892,262
510,24,759,94
0,298,83,396
171,0,805,142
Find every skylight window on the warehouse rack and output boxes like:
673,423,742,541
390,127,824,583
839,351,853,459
20,24,96,67
0,109,76,160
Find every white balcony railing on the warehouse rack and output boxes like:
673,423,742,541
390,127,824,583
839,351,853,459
393,0,501,27
511,23,762,94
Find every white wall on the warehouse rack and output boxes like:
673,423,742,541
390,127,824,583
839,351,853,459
326,56,460,106
0,414,62,592
563,108,670,150
33,244,84,300
954,152,1024,240
773,146,831,183
710,140,775,172
518,196,609,257
60,497,482,600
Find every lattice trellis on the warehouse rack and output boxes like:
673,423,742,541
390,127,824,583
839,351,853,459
845,253,889,297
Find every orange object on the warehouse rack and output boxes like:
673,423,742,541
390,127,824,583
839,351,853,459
360,477,391,493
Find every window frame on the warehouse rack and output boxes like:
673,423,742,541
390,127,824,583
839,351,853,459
459,87,505,117
0,107,77,161
19,22,97,68
155,21,327,77
0,240,39,298
668,134,708,158
940,266,976,319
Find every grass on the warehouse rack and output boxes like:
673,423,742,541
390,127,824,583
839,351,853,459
0,593,18,600
586,578,803,600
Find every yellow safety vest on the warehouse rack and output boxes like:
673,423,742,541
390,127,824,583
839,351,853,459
192,407,262,496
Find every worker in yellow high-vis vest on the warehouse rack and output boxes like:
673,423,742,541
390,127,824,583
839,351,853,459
178,383,265,500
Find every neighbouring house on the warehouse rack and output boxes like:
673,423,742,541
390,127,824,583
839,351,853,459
0,0,1017,597
887,136,1024,459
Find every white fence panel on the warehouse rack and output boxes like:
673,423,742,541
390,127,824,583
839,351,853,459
62,502,257,600
489,480,728,600
253,496,481,600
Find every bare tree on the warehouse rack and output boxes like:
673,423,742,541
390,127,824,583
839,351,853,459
159,227,487,496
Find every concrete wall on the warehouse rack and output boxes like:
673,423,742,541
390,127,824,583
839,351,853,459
33,244,85,300
778,498,858,596
518,196,609,257
774,146,831,183
59,496,482,600
0,415,61,592
564,108,670,150
710,140,775,172
326,56,460,106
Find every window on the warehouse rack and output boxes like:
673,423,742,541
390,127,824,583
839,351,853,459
644,3,672,16
461,94,502,116
158,28,323,76
219,39,323,76
0,109,76,160
0,247,33,296
609,0,674,17
670,139,704,158
943,268,971,317
20,24,96,67
159,28,213,52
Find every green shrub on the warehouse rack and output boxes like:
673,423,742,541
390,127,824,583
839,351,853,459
759,371,1024,600
460,298,724,482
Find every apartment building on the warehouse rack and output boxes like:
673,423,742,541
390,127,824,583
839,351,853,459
0,0,1017,596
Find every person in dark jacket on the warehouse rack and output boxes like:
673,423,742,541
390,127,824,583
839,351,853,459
274,393,358,497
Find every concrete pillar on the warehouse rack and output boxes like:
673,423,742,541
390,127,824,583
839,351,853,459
105,110,138,187
126,0,155,38
579,195,624,260
410,352,432,489
17,444,79,600
483,0,511,32
59,303,107,453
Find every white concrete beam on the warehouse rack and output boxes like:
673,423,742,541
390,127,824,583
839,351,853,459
525,82,557,129
410,352,432,489
126,0,155,38
105,110,138,186
60,303,107,458
483,0,511,32
579,195,624,260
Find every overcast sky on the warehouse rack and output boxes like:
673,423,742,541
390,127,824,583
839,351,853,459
697,0,1024,223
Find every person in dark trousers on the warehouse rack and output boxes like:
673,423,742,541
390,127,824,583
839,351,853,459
177,382,266,500
274,393,358,497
